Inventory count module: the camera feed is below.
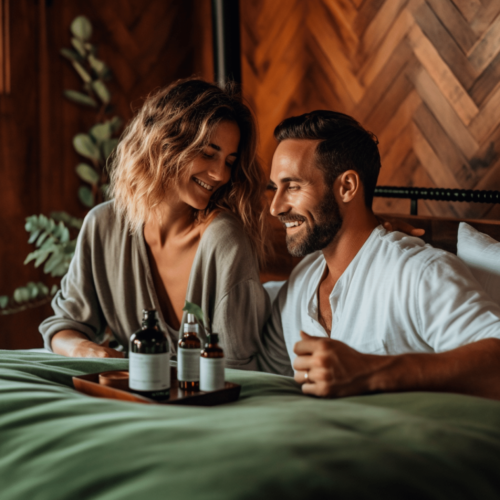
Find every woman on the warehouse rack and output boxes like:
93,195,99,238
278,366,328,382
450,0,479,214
40,78,271,370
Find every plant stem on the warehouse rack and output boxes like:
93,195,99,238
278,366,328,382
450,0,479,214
0,296,53,315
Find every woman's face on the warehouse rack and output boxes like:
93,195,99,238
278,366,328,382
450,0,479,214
178,120,240,211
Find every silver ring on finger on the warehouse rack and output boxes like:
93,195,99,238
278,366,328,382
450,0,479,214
304,371,309,382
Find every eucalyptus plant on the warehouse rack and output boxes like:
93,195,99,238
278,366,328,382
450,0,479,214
0,16,121,315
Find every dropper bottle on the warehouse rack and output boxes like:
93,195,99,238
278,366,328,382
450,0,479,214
177,313,201,391
200,333,225,391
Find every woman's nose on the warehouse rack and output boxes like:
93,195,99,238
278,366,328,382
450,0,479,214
208,159,227,181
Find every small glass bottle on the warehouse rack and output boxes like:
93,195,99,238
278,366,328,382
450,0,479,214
178,313,201,391
129,309,170,400
200,333,225,392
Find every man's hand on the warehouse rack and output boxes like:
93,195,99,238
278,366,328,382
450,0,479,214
69,340,124,358
293,331,386,398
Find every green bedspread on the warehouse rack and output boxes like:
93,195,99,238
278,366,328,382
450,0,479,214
1,351,500,500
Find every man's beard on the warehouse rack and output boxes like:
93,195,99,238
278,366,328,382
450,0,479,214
281,192,343,258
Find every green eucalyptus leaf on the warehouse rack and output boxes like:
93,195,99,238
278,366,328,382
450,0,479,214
63,90,97,108
102,138,119,159
88,54,107,76
109,116,123,134
76,163,100,185
71,37,87,57
73,134,101,161
28,229,41,245
72,61,92,83
78,186,95,208
51,211,83,230
44,251,64,275
26,282,39,299
90,123,111,143
36,231,50,248
0,296,8,308
182,300,210,330
50,285,59,296
13,287,31,304
92,80,111,104
71,16,92,42
60,48,82,62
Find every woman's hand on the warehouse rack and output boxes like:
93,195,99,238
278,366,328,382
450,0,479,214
52,330,124,358
69,340,124,358
378,217,425,237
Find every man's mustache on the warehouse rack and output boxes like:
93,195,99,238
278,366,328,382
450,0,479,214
278,214,307,225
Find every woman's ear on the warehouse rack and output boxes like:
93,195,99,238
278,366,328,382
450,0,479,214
337,170,360,204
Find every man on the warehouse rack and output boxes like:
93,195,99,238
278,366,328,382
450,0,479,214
259,110,500,400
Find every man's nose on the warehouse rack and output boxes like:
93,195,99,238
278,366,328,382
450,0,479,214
270,189,289,217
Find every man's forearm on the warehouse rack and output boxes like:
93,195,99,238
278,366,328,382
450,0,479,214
369,338,500,400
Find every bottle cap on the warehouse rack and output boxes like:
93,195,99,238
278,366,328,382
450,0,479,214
206,333,219,345
184,313,199,334
142,309,157,327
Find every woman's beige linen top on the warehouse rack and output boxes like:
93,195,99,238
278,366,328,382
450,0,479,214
39,201,271,370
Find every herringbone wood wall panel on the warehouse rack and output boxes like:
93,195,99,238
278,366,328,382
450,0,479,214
241,0,500,219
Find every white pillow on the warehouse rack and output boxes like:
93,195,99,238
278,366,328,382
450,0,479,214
457,222,500,305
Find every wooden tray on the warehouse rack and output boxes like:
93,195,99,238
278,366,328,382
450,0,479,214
73,367,241,406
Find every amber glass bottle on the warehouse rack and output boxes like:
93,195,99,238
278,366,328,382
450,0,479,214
129,309,170,401
200,333,225,391
178,313,201,391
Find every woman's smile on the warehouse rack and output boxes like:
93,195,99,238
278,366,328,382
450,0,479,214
192,176,214,192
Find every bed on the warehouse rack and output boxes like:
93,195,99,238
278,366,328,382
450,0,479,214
2,212,500,499
2,350,500,500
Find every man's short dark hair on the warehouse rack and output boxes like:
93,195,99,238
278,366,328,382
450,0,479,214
273,111,381,208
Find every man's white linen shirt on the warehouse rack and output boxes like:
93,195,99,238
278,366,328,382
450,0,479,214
259,225,500,376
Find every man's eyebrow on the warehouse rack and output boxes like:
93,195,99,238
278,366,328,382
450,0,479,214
280,176,302,183
208,143,238,157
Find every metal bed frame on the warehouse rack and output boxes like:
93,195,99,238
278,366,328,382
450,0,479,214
374,187,500,215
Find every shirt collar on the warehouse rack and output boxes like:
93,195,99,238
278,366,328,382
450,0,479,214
307,225,384,320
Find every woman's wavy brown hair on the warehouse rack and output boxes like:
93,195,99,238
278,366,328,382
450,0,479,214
109,78,270,264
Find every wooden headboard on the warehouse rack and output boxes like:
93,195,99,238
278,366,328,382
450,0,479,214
260,214,500,283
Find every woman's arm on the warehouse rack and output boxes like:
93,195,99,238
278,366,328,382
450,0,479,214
51,330,124,358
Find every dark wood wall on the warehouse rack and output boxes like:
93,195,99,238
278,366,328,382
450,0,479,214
0,0,212,349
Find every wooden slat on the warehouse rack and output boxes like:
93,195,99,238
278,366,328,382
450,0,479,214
426,0,477,52
468,13,500,72
408,24,478,125
451,0,481,22
413,103,475,186
413,1,477,89
359,6,414,87
406,65,479,157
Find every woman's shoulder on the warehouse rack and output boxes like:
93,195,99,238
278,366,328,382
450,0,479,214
200,211,258,273
80,200,127,240
202,211,251,251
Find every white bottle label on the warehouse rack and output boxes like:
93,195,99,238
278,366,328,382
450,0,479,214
129,352,170,391
200,357,225,391
178,347,201,382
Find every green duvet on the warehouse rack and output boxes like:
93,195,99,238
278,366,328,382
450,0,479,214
1,350,500,500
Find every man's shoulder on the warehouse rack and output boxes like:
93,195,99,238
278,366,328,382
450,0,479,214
375,228,450,268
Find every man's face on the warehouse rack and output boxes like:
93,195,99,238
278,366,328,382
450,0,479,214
269,139,343,257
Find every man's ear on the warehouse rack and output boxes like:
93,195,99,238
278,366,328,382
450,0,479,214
337,170,361,204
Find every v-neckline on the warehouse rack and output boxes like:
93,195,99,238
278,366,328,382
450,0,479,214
136,214,220,337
